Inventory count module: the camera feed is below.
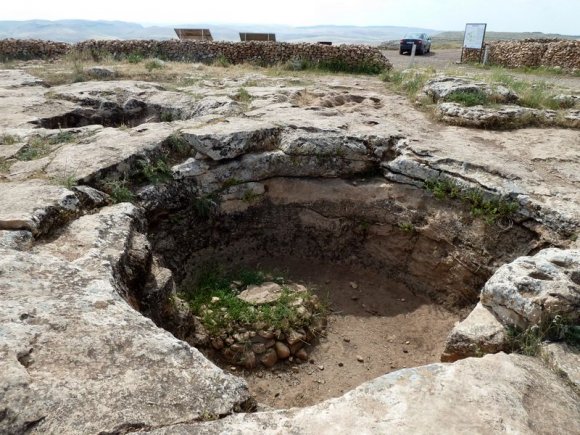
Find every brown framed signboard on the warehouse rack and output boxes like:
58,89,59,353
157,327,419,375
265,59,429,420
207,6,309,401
461,23,487,63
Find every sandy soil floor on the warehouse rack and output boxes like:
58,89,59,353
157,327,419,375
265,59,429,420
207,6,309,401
213,258,464,408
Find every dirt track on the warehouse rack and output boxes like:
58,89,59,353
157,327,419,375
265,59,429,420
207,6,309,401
383,48,580,91
383,48,463,69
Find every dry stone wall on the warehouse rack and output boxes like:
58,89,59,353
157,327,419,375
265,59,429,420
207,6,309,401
462,39,580,70
0,38,391,70
488,39,580,70
463,39,580,70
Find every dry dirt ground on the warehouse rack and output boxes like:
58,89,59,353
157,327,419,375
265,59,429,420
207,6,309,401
213,258,463,408
384,48,463,69
385,47,580,89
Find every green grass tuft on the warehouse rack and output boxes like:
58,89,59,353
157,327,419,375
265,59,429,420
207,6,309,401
126,53,144,64
424,178,519,224
507,315,580,356
234,87,252,103
446,90,489,106
139,158,172,184
104,179,134,203
0,133,20,145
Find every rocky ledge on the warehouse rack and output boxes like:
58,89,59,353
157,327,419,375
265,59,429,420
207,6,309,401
0,68,579,433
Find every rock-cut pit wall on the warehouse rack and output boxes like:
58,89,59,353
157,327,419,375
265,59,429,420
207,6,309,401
463,38,580,70
0,38,392,71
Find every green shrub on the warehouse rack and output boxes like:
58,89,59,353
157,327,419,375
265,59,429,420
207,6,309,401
285,57,385,75
213,54,231,68
126,53,144,64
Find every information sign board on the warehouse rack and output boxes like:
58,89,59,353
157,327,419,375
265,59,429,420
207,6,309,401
463,23,487,49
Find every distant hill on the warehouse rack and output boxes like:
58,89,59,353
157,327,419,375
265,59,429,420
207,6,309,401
431,30,580,48
0,20,439,44
1,20,577,46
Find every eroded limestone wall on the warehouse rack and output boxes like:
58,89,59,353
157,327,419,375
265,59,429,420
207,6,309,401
0,38,391,70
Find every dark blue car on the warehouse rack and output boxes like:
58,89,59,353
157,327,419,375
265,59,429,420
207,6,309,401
400,33,431,55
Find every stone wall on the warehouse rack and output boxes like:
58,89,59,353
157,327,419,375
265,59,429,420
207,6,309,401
0,38,69,60
0,38,391,70
462,39,580,70
487,39,580,70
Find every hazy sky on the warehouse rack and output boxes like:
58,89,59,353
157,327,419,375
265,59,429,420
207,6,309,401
3,0,579,34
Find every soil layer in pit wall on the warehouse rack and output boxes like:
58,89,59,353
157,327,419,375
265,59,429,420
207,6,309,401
214,258,465,408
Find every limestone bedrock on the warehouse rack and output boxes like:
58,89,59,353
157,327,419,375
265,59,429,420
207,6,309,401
0,67,579,433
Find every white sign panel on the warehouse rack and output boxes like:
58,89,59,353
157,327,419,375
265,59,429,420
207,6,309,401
463,23,487,49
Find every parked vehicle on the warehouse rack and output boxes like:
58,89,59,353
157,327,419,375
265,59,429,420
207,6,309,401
400,33,431,55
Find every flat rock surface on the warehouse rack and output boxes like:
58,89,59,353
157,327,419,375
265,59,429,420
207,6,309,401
44,123,175,181
148,353,580,435
0,180,79,235
238,282,284,304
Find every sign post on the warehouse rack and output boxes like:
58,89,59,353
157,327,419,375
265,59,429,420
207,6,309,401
461,23,487,63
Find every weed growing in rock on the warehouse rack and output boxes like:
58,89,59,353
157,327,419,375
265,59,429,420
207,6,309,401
507,315,580,356
166,132,190,156
64,48,91,82
242,189,261,203
194,194,218,219
221,178,244,189
51,173,78,189
398,222,416,233
0,133,20,145
424,178,519,224
0,158,12,173
139,158,172,184
104,179,134,203
160,111,174,122
234,87,252,103
16,131,82,161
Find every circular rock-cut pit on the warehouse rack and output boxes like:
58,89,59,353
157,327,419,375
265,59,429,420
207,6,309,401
144,175,541,408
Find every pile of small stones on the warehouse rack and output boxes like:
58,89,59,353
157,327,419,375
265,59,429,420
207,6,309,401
200,282,326,370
